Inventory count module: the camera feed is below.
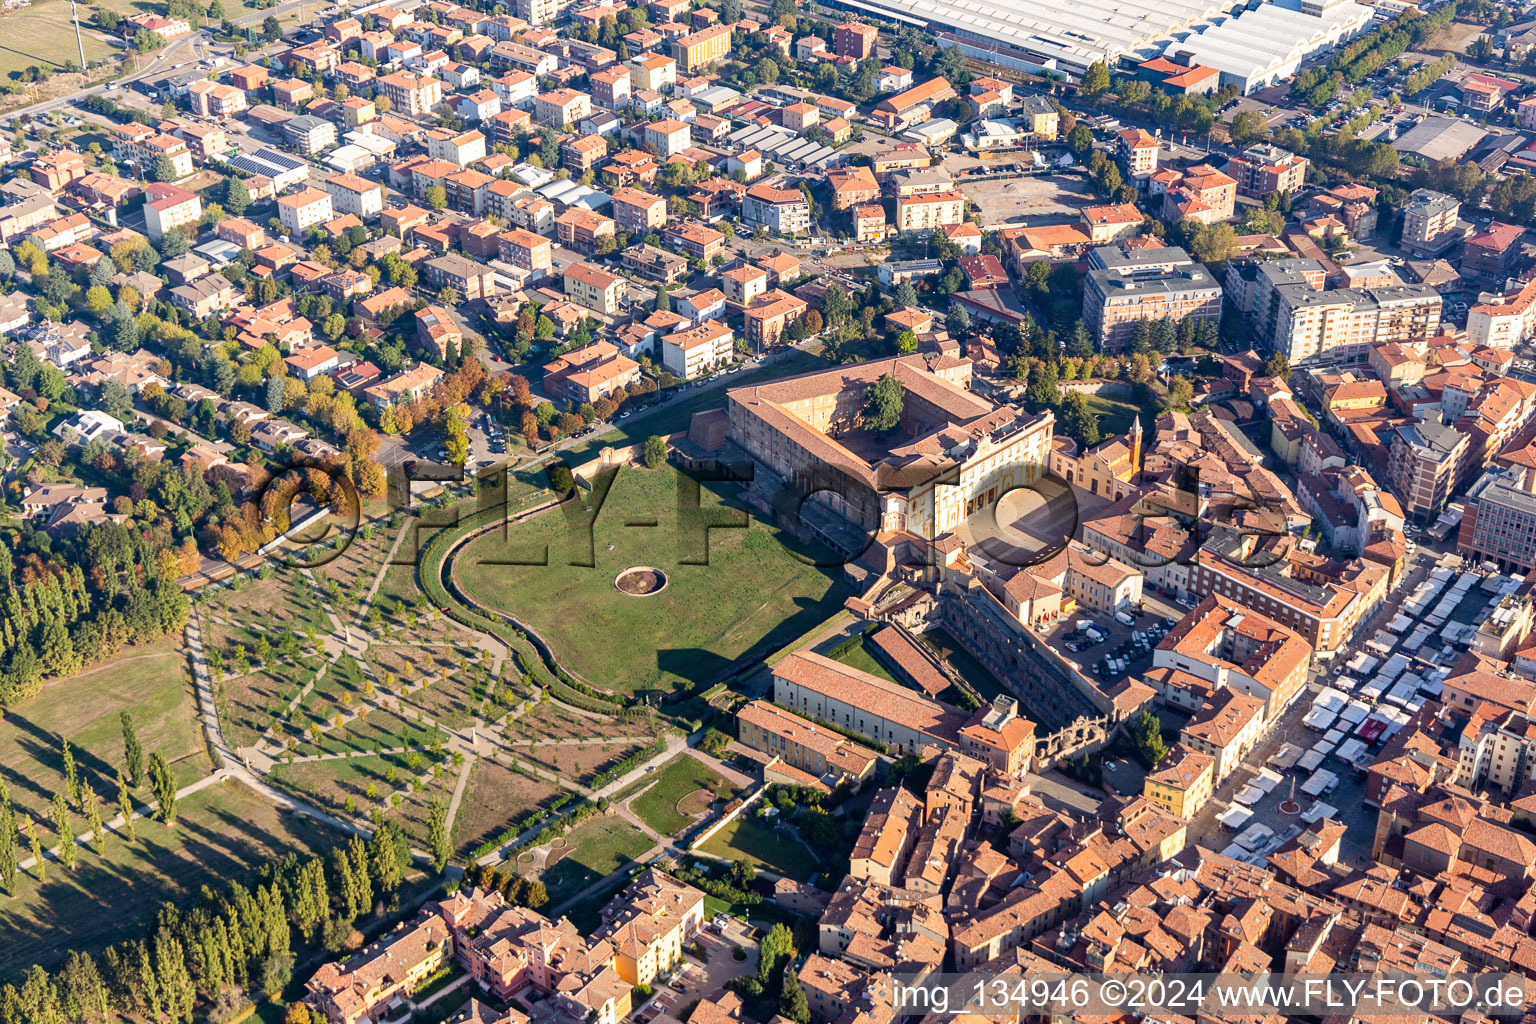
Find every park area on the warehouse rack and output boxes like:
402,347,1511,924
537,815,653,910
0,777,330,980
628,755,738,835
453,464,852,697
699,815,823,882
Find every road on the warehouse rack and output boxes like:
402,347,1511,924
1,0,319,124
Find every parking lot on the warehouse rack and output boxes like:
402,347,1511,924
1041,589,1192,687
633,917,760,1023
955,173,1098,227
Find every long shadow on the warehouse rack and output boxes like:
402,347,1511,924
9,713,120,783
0,790,336,981
0,43,66,71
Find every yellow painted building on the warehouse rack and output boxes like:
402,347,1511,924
672,24,731,70
1142,747,1214,820
596,869,705,987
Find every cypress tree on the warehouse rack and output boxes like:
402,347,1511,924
116,770,135,842
51,794,76,871
147,753,176,824
0,779,16,895
25,818,44,881
120,714,144,788
153,933,194,1024
59,740,80,811
85,790,105,856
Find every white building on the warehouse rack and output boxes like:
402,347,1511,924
1160,0,1374,94
661,320,735,379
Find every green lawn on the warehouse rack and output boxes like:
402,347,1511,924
455,464,852,697
1080,394,1152,438
0,636,209,824
628,755,736,836
0,779,333,980
540,815,653,907
0,0,122,78
699,816,820,882
827,637,898,684
920,628,1007,703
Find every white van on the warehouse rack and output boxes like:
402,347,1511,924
1115,611,1135,626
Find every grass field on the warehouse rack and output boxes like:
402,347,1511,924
0,636,209,823
0,0,121,78
452,757,565,856
539,815,652,907
0,779,332,980
628,755,736,836
1080,394,1152,439
455,465,852,697
827,636,898,684
699,816,820,881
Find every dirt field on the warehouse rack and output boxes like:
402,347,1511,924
955,173,1099,227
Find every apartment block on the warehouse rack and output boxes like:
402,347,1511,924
661,319,733,378
894,190,966,235
142,182,202,243
1083,245,1221,353
1225,143,1308,198
324,172,383,219
610,187,667,233
671,24,731,70
376,71,443,116
1401,189,1463,256
1388,419,1467,525
563,261,628,315
277,187,335,236
742,184,810,236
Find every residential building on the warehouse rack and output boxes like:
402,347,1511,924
737,699,877,789
1388,419,1468,525
426,128,487,166
742,184,811,236
277,188,335,236
671,24,731,70
643,119,692,158
364,363,444,408
834,21,878,58
563,261,628,314
610,187,667,233
542,342,639,403
142,182,202,243
423,253,497,300
628,52,677,92
1118,127,1159,183
1225,143,1308,198
375,71,443,116
534,88,591,126
497,228,553,278
1083,245,1221,353
1142,747,1215,819
555,208,616,254
742,289,807,348
1401,189,1463,256
661,319,733,378
894,190,966,235
324,173,383,219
